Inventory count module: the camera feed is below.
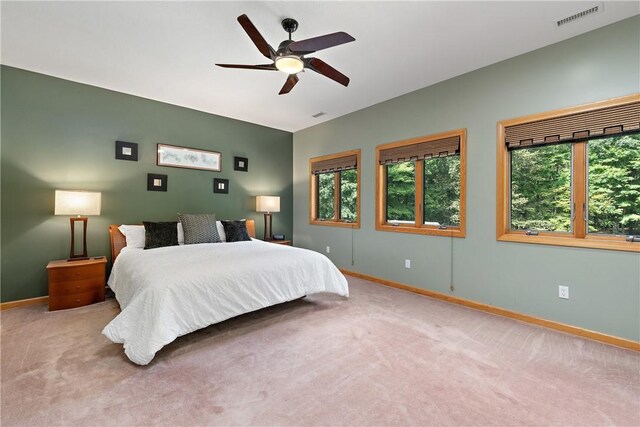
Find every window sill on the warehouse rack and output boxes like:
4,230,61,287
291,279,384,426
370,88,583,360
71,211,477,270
376,223,465,238
310,220,360,229
498,232,639,252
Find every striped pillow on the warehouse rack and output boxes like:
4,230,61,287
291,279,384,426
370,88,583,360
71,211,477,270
177,213,221,245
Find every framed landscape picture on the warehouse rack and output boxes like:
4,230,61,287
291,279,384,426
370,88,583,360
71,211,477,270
157,144,221,172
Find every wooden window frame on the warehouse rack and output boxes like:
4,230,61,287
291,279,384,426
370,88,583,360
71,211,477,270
496,94,640,253
309,149,361,228
375,129,467,238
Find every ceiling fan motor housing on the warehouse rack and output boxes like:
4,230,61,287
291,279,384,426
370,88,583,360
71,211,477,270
278,39,295,53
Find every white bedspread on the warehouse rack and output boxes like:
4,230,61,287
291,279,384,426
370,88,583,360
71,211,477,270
102,240,349,365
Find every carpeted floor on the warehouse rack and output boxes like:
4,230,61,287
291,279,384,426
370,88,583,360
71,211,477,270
1,276,639,426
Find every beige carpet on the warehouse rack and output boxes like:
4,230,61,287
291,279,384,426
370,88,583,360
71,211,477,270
1,276,638,426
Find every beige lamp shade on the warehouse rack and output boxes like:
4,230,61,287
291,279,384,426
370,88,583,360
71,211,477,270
256,196,280,213
54,190,102,216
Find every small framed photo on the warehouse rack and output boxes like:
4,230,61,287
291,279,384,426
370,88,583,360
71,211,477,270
234,156,248,172
213,178,229,194
115,141,138,161
147,173,168,192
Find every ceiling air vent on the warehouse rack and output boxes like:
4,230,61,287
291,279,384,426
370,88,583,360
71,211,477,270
312,112,326,118
557,4,602,27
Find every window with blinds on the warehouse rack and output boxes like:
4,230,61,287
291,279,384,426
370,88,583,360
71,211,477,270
497,94,640,252
309,149,361,228
375,129,467,237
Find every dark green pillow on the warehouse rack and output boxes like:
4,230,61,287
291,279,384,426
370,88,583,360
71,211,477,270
143,221,179,249
221,220,251,242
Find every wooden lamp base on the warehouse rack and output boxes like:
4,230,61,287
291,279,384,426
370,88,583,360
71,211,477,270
68,216,89,261
263,213,273,241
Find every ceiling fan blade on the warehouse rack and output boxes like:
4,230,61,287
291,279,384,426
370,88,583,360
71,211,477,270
237,14,276,59
216,63,277,71
279,74,299,95
288,32,355,55
305,58,350,87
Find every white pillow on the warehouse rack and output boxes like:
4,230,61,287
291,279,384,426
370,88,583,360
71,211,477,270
177,222,184,245
216,221,226,242
118,225,145,249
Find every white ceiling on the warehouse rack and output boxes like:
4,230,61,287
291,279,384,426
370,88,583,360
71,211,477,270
2,1,638,132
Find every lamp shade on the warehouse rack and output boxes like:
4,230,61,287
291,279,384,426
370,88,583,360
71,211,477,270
55,190,101,216
256,196,280,213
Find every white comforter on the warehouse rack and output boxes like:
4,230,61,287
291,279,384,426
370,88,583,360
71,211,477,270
102,240,349,365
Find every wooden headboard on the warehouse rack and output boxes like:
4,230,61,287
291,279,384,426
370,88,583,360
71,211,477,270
109,219,256,262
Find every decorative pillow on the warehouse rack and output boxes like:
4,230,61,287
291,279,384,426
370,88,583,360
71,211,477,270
118,225,145,249
178,213,221,244
221,220,251,242
143,221,179,249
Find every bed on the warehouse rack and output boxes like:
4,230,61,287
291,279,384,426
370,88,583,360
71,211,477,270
102,220,349,365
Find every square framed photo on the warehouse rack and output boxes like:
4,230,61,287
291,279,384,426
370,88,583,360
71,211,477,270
233,156,248,172
115,141,138,161
213,178,229,194
147,173,168,192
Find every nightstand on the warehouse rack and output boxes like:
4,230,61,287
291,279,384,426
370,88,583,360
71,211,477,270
46,256,107,311
266,240,292,246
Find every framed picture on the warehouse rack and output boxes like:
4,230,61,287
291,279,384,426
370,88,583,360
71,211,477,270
213,178,229,194
157,144,221,172
234,156,248,172
147,173,168,192
115,140,138,161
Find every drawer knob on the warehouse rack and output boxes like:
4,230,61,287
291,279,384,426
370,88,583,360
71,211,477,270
75,299,81,302
75,273,81,276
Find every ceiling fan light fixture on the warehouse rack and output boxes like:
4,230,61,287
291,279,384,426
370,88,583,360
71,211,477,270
275,56,304,74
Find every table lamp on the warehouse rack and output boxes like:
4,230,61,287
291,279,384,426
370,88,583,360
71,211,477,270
55,190,101,261
256,195,280,240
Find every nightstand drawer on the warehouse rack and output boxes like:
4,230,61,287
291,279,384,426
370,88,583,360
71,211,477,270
49,264,103,283
49,290,104,311
50,278,104,296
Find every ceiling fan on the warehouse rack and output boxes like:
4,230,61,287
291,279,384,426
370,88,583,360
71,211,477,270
216,14,355,95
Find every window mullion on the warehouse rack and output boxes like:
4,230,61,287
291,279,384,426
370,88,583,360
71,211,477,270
314,174,319,221
415,160,424,227
573,142,587,239
334,172,340,222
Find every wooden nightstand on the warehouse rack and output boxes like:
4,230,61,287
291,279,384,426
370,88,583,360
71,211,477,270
46,257,107,311
266,240,292,246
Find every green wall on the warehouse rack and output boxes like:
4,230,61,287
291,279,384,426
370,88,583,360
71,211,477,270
293,17,640,340
1,66,293,302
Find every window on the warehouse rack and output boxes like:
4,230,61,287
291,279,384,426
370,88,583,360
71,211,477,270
309,149,361,228
386,162,416,223
510,144,572,232
497,94,640,252
339,169,358,222
375,129,467,237
317,173,335,220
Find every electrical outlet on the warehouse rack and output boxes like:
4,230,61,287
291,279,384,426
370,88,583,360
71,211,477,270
405,259,411,269
326,246,330,254
558,285,569,299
